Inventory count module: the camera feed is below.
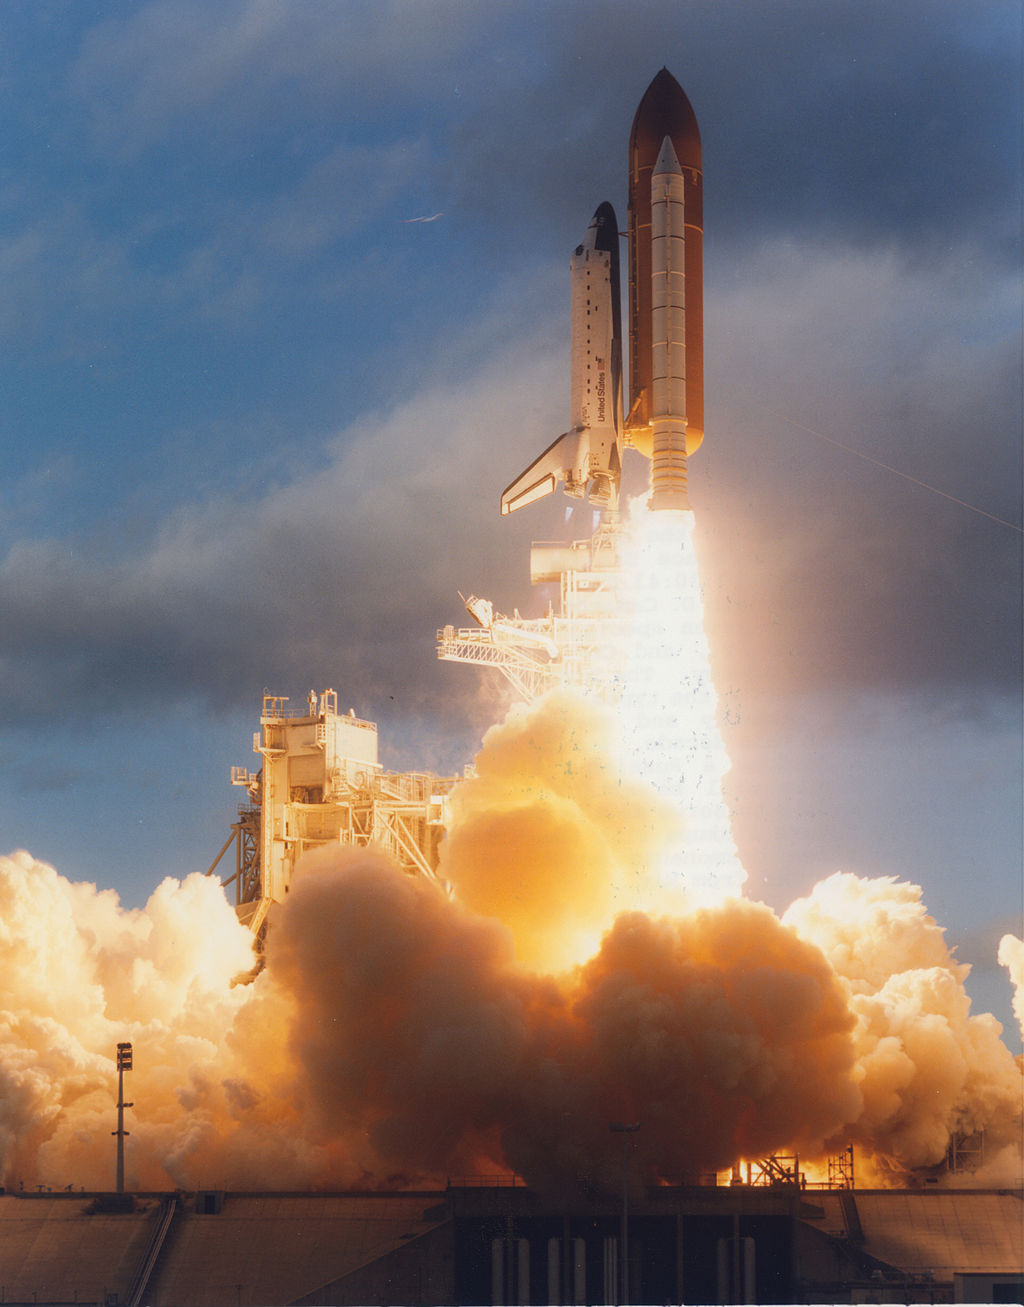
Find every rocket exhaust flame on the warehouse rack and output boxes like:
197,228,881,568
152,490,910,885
613,505,744,907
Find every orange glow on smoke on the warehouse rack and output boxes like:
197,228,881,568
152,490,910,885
440,691,681,970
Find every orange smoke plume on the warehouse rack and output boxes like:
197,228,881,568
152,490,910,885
439,689,682,969
265,844,861,1195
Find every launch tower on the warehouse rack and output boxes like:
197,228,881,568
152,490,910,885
211,690,459,942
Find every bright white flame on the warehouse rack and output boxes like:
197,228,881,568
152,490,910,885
613,503,746,906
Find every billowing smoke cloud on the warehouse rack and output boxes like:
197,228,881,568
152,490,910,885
0,692,1018,1196
997,933,1024,1040
266,844,861,1195
784,874,1023,1180
438,690,683,969
0,851,264,1189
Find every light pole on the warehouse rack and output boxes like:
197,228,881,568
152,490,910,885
609,1121,640,1304
113,1042,133,1194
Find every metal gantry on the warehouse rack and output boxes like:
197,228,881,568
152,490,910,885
209,691,460,945
436,522,626,705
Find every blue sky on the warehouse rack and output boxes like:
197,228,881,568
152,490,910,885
0,1,1020,1040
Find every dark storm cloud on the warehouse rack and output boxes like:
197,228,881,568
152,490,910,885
59,1,1021,263
0,270,1015,737
433,0,1020,266
694,234,1021,704
689,0,1017,258
0,338,566,731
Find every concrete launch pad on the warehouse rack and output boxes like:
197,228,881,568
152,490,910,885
1,1183,1019,1305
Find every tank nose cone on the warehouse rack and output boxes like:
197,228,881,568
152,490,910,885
630,68,701,173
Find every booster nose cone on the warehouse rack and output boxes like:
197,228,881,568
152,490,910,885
653,135,683,177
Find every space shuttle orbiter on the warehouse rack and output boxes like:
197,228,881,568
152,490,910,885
501,69,704,517
500,201,623,515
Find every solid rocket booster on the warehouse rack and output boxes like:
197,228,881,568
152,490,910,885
648,135,690,509
626,68,703,471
